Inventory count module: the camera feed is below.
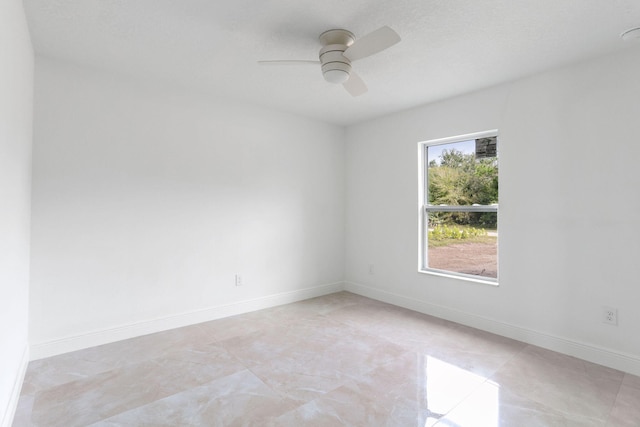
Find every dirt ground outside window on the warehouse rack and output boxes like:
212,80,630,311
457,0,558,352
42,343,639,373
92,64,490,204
428,241,497,278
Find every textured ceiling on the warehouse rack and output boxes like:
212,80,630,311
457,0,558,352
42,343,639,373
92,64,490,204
24,0,640,126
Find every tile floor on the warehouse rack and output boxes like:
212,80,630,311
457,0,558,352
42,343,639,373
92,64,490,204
12,291,640,426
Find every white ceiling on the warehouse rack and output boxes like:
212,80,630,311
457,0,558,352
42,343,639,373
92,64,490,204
24,0,640,126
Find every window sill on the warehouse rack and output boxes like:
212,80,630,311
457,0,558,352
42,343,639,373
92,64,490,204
418,268,499,287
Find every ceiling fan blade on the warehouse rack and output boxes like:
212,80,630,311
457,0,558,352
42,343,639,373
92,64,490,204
343,71,367,97
343,26,401,62
258,60,320,66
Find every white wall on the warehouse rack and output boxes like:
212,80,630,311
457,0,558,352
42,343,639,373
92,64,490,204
24,25,640,380
0,0,33,424
30,58,345,356
345,46,640,374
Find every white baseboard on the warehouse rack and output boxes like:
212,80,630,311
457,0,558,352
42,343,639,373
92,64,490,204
30,279,640,376
1,345,29,427
30,281,345,360
344,281,640,377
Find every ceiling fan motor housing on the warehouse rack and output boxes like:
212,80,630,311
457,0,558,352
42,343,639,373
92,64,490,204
318,29,356,84
319,44,351,84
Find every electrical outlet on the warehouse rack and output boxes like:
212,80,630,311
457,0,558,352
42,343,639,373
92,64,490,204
602,306,617,325
235,274,242,287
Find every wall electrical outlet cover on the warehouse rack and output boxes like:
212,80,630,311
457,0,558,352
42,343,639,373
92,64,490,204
602,306,618,325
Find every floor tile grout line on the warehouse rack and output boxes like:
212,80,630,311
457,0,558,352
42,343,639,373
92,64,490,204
604,374,627,425
430,377,496,426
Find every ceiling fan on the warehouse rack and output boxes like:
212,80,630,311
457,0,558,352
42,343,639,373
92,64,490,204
258,26,401,97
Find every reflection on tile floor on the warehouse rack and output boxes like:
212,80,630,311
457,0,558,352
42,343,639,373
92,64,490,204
13,291,640,426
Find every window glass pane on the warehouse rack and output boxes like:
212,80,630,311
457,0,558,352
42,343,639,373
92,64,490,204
427,212,498,279
427,139,498,206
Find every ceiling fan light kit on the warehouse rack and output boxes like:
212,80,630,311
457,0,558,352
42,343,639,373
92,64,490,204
322,63,351,84
259,26,401,96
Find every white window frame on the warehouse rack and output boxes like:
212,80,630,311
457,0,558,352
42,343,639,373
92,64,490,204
418,130,499,285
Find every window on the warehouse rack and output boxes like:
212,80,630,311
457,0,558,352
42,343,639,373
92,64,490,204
418,131,498,283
